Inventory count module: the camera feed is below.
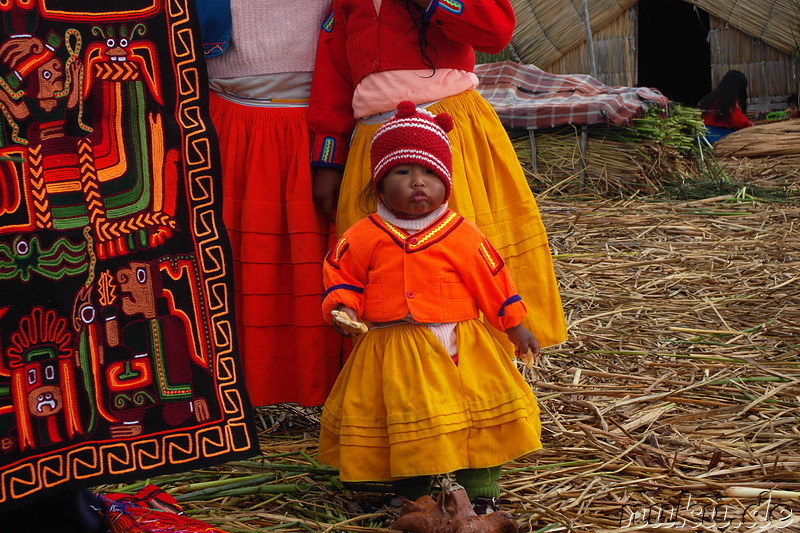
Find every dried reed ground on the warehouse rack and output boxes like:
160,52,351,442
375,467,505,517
104,190,800,532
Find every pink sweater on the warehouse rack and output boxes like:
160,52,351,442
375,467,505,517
206,0,329,79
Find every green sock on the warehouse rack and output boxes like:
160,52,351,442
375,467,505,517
392,475,433,500
455,466,502,500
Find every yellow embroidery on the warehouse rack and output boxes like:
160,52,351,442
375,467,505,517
380,219,407,241
411,212,458,249
479,239,504,275
376,211,459,250
326,237,350,268
479,242,497,270
333,237,349,262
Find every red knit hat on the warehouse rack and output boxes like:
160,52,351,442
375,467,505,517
370,101,455,201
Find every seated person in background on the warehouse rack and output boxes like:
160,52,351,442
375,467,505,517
763,93,799,122
699,70,753,143
787,93,800,119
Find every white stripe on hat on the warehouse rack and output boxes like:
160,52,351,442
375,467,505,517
374,149,451,180
370,117,451,146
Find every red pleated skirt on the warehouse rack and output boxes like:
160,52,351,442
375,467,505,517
209,92,342,407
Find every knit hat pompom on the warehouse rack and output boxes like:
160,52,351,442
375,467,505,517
370,101,455,203
393,101,454,133
395,100,418,118
434,112,454,133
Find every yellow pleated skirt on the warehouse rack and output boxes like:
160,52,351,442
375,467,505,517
318,320,542,481
336,90,567,348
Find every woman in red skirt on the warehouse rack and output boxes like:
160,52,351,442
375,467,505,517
206,1,342,407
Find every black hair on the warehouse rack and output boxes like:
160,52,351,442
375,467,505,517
400,0,437,74
788,93,798,107
698,70,749,119
358,179,379,215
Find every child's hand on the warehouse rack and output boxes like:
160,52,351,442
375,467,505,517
505,324,540,361
331,306,367,337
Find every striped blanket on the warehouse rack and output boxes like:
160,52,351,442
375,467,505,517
476,61,669,129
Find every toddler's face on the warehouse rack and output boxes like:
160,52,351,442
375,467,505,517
380,163,446,218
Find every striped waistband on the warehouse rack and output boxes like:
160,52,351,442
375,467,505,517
360,99,441,126
370,319,450,329
213,91,309,108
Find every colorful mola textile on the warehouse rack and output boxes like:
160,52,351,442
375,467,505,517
0,0,257,509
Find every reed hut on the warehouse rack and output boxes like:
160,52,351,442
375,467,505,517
508,0,799,112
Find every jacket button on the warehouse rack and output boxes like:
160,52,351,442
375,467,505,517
406,291,415,299
409,237,418,245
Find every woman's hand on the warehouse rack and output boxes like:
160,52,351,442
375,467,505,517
312,167,344,222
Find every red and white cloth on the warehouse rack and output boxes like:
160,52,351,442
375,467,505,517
475,61,669,129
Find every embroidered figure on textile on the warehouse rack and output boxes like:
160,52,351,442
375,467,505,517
103,260,211,438
0,306,83,452
68,253,215,439
0,18,178,260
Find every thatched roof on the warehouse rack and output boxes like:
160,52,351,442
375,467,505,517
509,0,636,68
694,0,797,55
511,0,797,68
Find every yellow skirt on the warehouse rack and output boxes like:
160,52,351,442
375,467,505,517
337,90,567,348
318,320,542,481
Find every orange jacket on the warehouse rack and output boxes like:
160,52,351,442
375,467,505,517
322,210,527,331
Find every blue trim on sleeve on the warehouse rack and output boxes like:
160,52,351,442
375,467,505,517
323,284,365,299
320,137,337,164
439,0,464,15
498,295,522,317
311,161,345,170
423,0,441,23
196,0,232,57
322,10,335,33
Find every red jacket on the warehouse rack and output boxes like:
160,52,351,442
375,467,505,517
701,101,752,130
309,0,515,167
322,210,527,332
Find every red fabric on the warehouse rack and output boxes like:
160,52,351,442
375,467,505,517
323,210,527,332
209,93,343,407
475,61,670,129
309,0,515,166
701,102,752,130
101,485,225,533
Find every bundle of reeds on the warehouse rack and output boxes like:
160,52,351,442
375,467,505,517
514,130,669,197
715,119,800,158
515,104,719,197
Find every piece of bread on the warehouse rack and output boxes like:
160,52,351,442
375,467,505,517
331,309,369,335
519,348,535,369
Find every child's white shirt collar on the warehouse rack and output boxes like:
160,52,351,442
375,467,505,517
376,203,448,234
